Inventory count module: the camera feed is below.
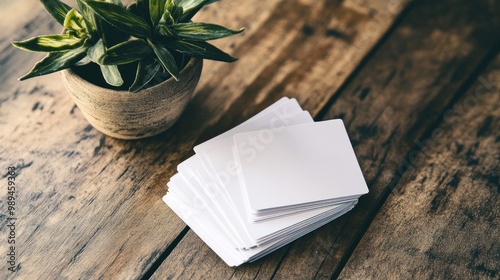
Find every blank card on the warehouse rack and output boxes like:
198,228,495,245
234,119,369,215
163,98,370,267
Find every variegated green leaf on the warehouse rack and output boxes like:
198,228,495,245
165,39,236,62
164,0,183,22
12,34,85,52
130,57,161,92
149,40,179,80
149,0,166,26
172,8,184,23
157,24,174,37
164,0,175,12
40,0,72,26
159,9,175,25
170,23,243,41
76,0,98,35
19,45,87,80
101,40,152,65
100,64,123,86
178,0,218,22
84,0,151,38
178,0,218,13
64,9,86,32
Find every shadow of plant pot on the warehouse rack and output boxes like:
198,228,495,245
61,57,203,140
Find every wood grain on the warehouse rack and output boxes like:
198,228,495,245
272,0,500,279
339,53,500,279
0,0,405,278
151,0,500,279
1,0,498,279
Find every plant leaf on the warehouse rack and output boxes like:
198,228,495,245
164,0,175,13
149,0,166,26
84,0,151,38
130,57,161,92
149,40,179,80
85,27,123,87
64,9,87,32
100,64,123,86
99,17,131,48
178,0,219,22
78,0,130,47
170,23,243,41
165,0,183,22
159,8,175,25
75,55,92,66
108,0,123,5
40,0,72,26
136,0,151,25
178,0,218,12
164,39,236,62
157,24,174,37
12,34,85,52
87,38,106,63
77,0,98,35
101,40,152,65
19,46,87,80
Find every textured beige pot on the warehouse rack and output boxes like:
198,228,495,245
61,58,202,139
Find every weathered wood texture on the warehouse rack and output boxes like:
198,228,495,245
1,0,499,279
0,0,407,279
281,1,500,279
151,0,500,279
275,1,500,279
339,55,500,279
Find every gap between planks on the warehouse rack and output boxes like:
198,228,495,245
331,36,500,280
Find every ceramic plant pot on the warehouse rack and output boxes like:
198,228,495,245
61,57,203,140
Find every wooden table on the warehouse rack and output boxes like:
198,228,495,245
1,0,499,279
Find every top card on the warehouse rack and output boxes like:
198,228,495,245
233,119,369,213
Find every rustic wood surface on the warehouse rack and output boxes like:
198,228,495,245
338,51,500,280
0,0,498,279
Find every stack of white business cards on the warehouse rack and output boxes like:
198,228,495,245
163,97,369,266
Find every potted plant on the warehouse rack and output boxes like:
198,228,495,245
13,0,243,139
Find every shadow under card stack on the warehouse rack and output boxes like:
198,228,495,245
163,97,369,266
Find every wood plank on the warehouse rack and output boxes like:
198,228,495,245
0,0,404,279
273,1,500,279
339,54,500,279
151,0,500,278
